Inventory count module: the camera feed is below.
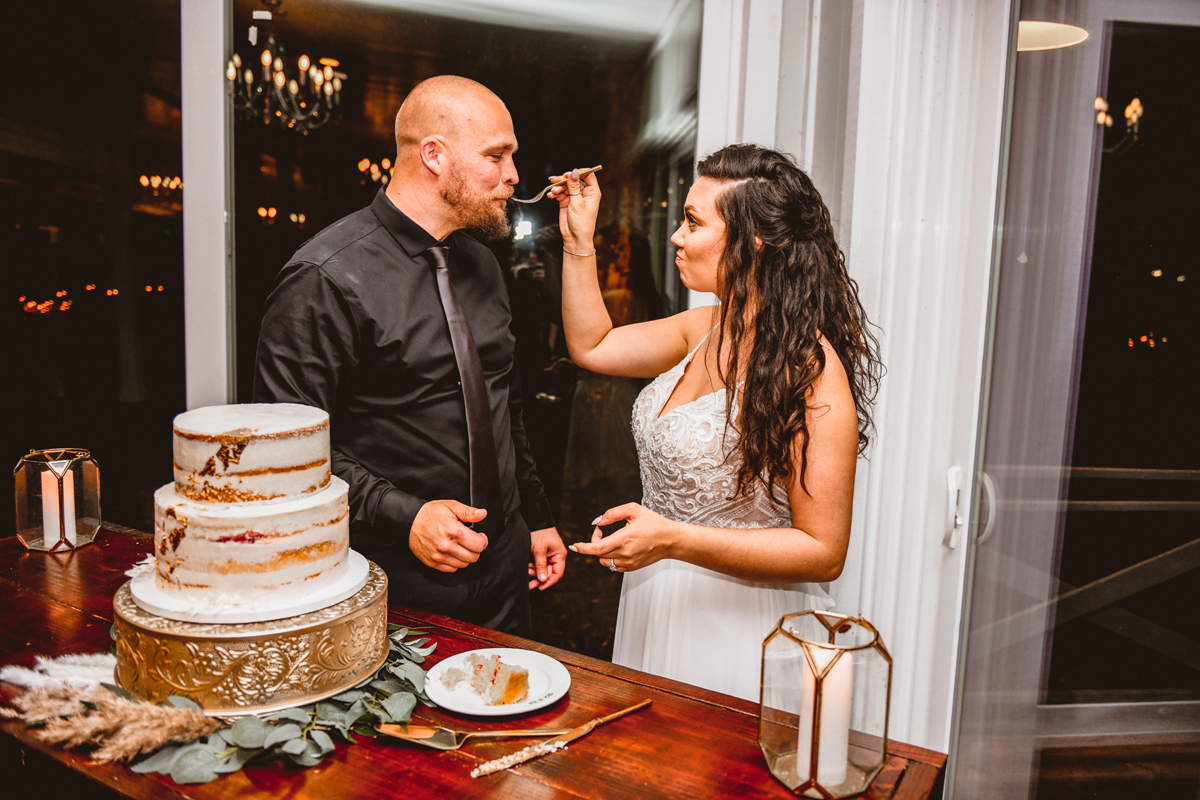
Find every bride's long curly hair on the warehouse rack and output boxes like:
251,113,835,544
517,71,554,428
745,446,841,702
699,144,882,500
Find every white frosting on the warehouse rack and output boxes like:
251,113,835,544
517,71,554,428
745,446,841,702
172,403,330,503
153,476,350,604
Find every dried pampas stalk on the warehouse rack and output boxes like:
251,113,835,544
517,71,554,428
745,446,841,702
1,685,221,762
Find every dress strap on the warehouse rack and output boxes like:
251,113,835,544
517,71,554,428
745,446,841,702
684,324,721,365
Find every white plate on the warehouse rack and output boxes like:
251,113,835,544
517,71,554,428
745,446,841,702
425,648,571,717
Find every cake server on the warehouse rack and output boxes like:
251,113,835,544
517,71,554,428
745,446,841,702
509,165,602,204
375,723,573,751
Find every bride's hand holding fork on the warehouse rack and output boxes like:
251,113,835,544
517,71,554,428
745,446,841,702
547,167,601,256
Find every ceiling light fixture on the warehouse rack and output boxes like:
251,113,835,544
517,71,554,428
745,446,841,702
228,2,346,132
1016,21,1089,52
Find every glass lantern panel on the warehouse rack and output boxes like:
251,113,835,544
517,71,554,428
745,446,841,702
761,628,807,791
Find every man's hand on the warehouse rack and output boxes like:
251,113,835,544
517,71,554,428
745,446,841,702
410,500,489,572
528,527,567,590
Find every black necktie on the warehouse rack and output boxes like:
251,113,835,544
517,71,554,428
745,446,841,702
428,246,504,537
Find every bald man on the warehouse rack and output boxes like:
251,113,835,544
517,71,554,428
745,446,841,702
253,76,566,636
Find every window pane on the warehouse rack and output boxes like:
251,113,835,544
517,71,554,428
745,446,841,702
2,4,184,531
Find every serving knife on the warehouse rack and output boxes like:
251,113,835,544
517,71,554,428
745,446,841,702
470,699,652,777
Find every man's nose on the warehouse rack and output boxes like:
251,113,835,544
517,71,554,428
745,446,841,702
502,154,519,185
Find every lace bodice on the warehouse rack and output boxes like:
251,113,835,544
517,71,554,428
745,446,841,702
632,336,791,529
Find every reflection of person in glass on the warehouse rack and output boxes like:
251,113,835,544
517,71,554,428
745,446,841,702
253,76,566,636
554,145,882,700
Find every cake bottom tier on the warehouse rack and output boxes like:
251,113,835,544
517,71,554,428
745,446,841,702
113,562,388,716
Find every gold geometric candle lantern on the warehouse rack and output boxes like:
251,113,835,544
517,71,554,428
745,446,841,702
13,448,101,551
760,611,892,798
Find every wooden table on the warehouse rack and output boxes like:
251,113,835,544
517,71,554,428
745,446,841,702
0,527,945,799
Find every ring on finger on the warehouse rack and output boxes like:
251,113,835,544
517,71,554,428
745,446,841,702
608,559,618,572
569,189,581,196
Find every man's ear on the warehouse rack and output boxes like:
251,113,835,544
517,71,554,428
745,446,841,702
418,136,446,176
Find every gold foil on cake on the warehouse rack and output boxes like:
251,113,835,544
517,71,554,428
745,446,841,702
114,562,388,716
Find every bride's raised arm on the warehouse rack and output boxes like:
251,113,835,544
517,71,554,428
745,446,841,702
550,169,707,379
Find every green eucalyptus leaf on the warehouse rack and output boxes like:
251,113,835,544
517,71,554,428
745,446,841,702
166,695,203,712
390,660,425,693
333,689,368,703
342,698,369,729
335,727,358,743
353,674,376,689
170,747,220,784
370,679,407,695
288,750,322,768
100,683,135,701
263,723,303,748
130,744,182,774
351,724,379,738
266,707,312,725
109,623,118,641
381,692,416,723
316,700,346,721
212,747,255,774
280,737,308,755
229,716,272,749
310,729,335,755
388,626,409,640
216,728,236,745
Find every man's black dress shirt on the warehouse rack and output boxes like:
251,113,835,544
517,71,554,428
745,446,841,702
253,189,554,574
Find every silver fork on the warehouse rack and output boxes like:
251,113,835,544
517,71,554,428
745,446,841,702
509,165,602,204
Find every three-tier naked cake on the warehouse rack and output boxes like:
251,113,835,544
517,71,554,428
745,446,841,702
113,403,389,715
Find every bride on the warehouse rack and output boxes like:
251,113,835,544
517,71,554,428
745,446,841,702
550,144,882,701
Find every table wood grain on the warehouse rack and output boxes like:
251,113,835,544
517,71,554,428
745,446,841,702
0,528,945,799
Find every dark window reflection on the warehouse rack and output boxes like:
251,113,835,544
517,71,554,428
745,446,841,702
2,3,184,531
1049,21,1200,707
231,0,696,658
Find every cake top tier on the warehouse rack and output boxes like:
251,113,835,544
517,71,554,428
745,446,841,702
174,403,328,442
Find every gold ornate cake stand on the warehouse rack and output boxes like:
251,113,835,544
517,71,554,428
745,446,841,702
113,563,389,716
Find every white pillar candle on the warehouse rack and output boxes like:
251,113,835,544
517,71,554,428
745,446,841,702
40,465,77,547
796,646,852,787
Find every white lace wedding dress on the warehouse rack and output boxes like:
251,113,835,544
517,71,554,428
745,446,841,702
612,335,835,702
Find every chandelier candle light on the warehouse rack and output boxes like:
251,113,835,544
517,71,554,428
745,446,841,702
759,611,892,798
14,449,101,551
228,6,345,132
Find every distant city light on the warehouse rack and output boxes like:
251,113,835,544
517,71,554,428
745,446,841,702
85,284,96,291
1178,275,1186,282
1151,269,1162,277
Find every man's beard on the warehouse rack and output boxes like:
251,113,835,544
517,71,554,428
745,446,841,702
441,168,511,241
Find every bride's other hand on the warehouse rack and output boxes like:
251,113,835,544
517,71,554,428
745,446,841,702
567,503,679,572
547,167,600,254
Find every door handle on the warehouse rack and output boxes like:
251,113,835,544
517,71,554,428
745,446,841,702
944,466,964,549
976,470,998,545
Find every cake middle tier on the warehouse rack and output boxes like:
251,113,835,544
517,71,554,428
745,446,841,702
154,476,350,603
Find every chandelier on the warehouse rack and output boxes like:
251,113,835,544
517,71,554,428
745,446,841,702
227,3,346,132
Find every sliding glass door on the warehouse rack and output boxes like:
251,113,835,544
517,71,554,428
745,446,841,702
951,2,1200,798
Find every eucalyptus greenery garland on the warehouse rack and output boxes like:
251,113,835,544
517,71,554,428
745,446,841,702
127,624,436,784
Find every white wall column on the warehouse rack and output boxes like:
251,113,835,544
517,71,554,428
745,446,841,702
181,0,235,409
